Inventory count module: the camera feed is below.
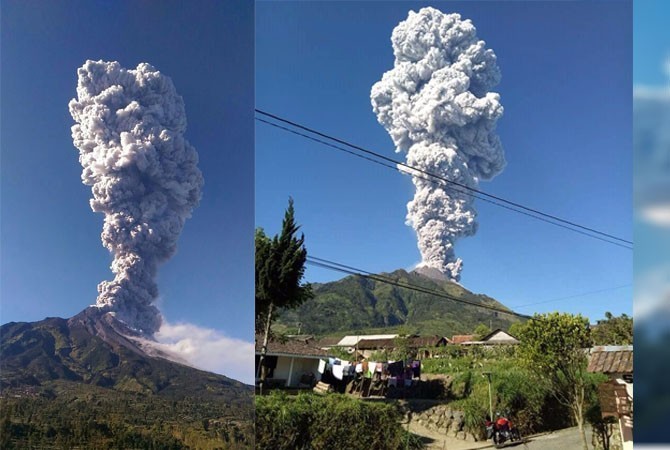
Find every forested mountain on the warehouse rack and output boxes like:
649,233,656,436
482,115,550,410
277,269,520,337
0,307,253,449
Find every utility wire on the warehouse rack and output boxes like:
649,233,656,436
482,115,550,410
306,255,535,321
509,284,632,309
256,109,632,249
256,116,632,250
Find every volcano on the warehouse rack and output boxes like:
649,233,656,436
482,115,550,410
276,268,519,337
0,307,253,448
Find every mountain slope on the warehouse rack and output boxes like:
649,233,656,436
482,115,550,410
277,269,520,336
0,307,253,449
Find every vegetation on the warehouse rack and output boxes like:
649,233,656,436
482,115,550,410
0,315,254,448
256,391,419,450
591,311,633,346
277,270,520,336
256,198,313,390
421,346,571,435
472,323,491,340
255,198,312,335
0,381,253,449
515,313,594,450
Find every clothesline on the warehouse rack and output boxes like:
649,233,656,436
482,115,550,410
318,357,422,382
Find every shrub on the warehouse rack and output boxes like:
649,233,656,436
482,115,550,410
255,392,413,450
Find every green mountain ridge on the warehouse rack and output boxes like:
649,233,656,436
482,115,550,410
0,307,253,449
277,269,521,337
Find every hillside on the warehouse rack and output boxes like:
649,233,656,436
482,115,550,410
0,307,253,449
277,269,521,337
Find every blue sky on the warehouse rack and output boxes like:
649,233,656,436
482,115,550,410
256,0,632,324
1,1,254,344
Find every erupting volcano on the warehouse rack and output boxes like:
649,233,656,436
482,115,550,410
69,60,204,335
371,8,506,282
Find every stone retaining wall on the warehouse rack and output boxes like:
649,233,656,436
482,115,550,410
399,400,482,443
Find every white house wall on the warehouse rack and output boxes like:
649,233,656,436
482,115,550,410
273,355,323,387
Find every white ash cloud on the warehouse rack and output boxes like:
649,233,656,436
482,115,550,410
151,322,255,384
371,8,505,281
69,60,203,335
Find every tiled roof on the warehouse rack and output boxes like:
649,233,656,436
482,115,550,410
313,336,341,347
451,334,476,344
407,336,448,347
587,346,633,374
255,334,331,358
356,338,397,349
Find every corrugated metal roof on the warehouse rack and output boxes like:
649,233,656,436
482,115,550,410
337,334,398,346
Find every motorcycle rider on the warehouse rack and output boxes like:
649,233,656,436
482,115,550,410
496,412,510,433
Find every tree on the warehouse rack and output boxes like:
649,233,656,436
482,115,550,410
516,312,593,450
255,199,313,391
507,321,526,339
473,323,491,340
591,311,633,346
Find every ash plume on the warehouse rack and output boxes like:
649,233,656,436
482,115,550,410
69,60,203,335
371,8,505,281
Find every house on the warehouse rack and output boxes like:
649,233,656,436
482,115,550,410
316,334,399,356
406,335,449,358
316,333,449,359
255,334,332,389
335,334,398,349
355,337,397,358
587,345,633,450
459,329,520,346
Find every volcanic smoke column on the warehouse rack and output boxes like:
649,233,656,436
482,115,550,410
371,8,506,282
69,60,203,334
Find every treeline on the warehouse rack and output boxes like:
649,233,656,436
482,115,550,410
0,386,253,449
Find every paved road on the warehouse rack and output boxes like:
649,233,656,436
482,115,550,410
470,426,586,450
409,423,586,450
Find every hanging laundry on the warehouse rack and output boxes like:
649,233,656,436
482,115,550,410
332,364,345,380
387,360,404,377
411,360,421,378
368,362,377,375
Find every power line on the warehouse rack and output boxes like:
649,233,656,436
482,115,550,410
256,116,632,250
306,255,534,321
256,109,633,249
509,284,632,309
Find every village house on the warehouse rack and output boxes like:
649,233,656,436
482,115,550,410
318,334,449,359
255,334,332,389
459,329,520,346
587,345,633,450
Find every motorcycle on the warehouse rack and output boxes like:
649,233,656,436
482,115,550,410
485,414,522,448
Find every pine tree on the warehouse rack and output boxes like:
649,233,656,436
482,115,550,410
255,198,313,391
